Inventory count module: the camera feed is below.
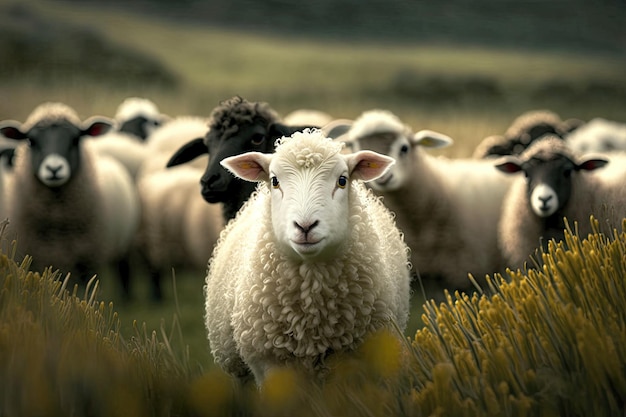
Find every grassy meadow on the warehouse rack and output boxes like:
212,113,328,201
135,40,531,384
2,0,626,383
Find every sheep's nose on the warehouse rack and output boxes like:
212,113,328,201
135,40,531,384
294,220,319,234
539,195,552,204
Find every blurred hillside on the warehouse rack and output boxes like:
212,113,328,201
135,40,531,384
54,0,626,55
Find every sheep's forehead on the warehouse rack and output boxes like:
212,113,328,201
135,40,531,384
274,131,343,170
23,103,81,131
349,111,405,141
355,131,400,154
115,98,160,122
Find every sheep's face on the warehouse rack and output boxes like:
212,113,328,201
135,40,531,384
349,129,452,192
221,131,395,261
496,152,608,218
0,118,112,188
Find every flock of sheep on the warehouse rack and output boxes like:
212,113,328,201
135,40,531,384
1,95,625,386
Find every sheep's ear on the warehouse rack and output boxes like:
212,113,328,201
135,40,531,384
221,151,272,182
411,130,453,149
167,138,207,168
0,122,27,140
576,157,608,171
346,150,395,182
494,158,524,174
82,117,114,137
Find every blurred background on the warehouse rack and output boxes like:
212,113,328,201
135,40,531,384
1,0,625,371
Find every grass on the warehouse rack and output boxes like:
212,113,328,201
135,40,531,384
2,0,626,387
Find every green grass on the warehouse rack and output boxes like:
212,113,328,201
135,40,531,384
3,0,626,380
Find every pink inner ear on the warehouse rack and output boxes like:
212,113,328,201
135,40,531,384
578,159,608,171
495,161,523,174
84,122,111,137
0,126,26,140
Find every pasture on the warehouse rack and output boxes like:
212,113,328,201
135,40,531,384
2,0,626,391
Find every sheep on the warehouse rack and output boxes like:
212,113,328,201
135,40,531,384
204,129,411,386
565,117,626,154
166,95,318,222
90,97,168,179
494,135,624,270
472,109,584,159
336,109,514,294
0,102,140,298
134,115,222,300
113,97,167,140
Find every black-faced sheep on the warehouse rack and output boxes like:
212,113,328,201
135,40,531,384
472,109,584,159
336,109,514,294
494,135,624,270
90,97,168,179
166,95,317,222
0,102,140,297
205,129,411,386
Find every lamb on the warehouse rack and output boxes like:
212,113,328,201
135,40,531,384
90,97,168,179
565,117,626,154
336,109,514,293
166,96,318,221
494,135,625,270
135,116,223,300
204,129,411,386
472,109,584,159
0,102,140,298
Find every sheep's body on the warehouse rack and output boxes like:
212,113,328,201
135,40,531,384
565,117,626,154
496,136,625,270
338,110,513,292
0,103,140,295
282,109,333,127
135,115,222,300
472,109,583,159
205,130,411,385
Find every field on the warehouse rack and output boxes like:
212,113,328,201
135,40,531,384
2,0,626,375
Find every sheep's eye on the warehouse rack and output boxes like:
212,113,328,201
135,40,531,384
271,176,280,188
399,144,410,155
250,134,265,146
336,175,348,189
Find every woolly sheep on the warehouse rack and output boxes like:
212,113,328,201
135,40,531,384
337,109,514,293
135,116,222,300
565,117,626,154
0,102,140,297
205,129,411,385
495,135,625,270
472,109,584,159
90,97,168,179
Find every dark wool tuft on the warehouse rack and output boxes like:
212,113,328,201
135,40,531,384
207,96,281,141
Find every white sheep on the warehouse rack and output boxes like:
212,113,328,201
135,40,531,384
90,97,168,179
205,129,411,385
0,102,140,297
565,117,626,154
495,135,624,270
135,116,222,300
336,109,515,293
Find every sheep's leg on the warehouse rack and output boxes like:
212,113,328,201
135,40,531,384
117,256,132,302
